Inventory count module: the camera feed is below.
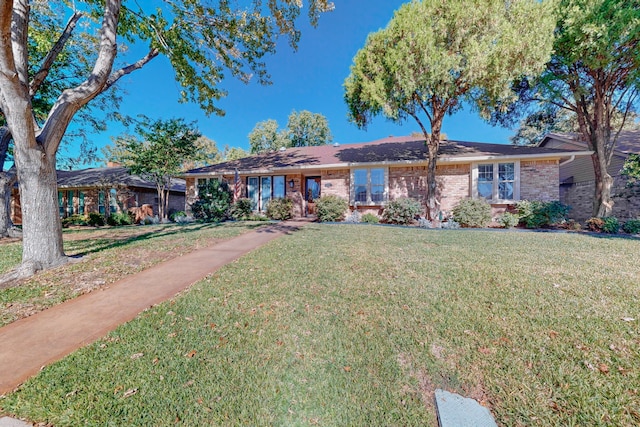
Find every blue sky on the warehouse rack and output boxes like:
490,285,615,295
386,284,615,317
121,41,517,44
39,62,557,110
82,1,517,163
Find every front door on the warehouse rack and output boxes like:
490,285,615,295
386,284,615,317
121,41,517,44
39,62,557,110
305,177,321,215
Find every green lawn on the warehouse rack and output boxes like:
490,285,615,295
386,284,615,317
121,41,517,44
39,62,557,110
1,225,639,426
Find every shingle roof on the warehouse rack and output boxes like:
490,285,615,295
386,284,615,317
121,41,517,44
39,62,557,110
185,135,590,175
56,166,186,192
541,130,640,154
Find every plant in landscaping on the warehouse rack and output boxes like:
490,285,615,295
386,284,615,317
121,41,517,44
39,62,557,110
315,195,348,222
381,198,421,225
440,220,461,229
107,212,133,227
361,213,380,224
229,198,254,220
344,210,361,224
61,214,88,228
601,217,620,234
452,198,492,228
87,212,105,227
265,198,293,220
498,212,520,229
586,217,604,232
622,218,640,234
516,200,570,228
417,218,432,228
191,180,232,223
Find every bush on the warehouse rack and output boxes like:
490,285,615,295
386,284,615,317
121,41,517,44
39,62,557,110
361,213,380,224
622,218,640,234
107,211,133,226
265,198,293,220
440,220,461,229
192,180,232,222
417,218,432,228
516,200,570,228
170,211,186,222
61,214,87,228
344,210,361,223
498,212,520,229
87,212,105,227
451,198,492,228
229,198,254,220
381,198,421,225
586,217,604,232
315,195,348,222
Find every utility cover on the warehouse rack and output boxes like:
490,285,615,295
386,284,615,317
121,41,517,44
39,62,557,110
435,389,498,427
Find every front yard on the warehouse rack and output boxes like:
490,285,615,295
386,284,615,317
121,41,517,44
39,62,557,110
1,224,639,425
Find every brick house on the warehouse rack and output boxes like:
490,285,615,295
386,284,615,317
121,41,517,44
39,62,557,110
182,135,591,220
10,166,186,225
539,131,640,220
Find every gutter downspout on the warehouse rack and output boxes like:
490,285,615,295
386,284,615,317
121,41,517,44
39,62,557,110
559,155,576,167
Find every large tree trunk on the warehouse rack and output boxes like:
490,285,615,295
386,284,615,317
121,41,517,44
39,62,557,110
591,152,614,217
425,126,442,221
14,143,67,273
0,169,17,237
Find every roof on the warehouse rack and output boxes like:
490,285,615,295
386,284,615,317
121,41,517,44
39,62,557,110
540,130,640,155
184,135,592,176
56,166,186,192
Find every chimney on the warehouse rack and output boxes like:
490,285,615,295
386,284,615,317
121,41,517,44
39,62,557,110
107,161,122,168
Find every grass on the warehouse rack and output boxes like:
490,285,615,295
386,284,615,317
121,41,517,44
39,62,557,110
0,222,264,326
1,224,640,426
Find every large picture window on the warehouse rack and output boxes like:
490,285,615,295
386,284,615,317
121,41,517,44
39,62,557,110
351,168,387,205
246,175,285,211
474,162,518,202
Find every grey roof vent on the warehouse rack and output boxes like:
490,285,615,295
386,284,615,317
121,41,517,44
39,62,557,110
279,146,286,151
333,142,340,147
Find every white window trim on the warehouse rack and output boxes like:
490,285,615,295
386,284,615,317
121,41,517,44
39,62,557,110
471,161,520,203
350,167,389,205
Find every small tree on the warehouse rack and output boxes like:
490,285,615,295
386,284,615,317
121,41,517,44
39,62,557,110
344,0,555,220
105,117,201,220
248,119,290,154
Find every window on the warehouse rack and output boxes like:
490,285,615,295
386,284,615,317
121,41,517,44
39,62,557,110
67,190,74,216
98,191,106,215
109,188,118,213
78,191,85,215
58,191,64,217
473,162,519,202
351,168,387,205
246,175,285,211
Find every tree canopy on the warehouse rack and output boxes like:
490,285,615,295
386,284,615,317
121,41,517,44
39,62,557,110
344,0,555,219
0,0,333,276
497,0,640,216
249,110,332,153
105,117,202,220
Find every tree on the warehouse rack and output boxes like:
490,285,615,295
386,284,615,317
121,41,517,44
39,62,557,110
344,0,555,219
105,117,201,221
510,107,578,146
499,0,640,217
287,110,333,147
248,119,290,154
0,0,333,277
222,145,250,162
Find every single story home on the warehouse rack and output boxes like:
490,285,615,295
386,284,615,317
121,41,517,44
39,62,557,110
182,135,592,220
539,130,640,220
11,165,186,225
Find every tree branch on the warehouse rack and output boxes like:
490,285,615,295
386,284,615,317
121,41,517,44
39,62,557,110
29,11,83,97
104,48,160,91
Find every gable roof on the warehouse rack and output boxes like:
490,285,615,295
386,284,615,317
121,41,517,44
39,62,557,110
540,130,640,155
184,135,592,176
56,166,186,192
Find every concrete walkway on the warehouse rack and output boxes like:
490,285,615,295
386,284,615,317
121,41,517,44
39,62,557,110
0,220,309,396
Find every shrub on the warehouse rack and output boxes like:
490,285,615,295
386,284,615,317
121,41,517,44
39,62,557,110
344,210,361,223
381,198,421,225
622,218,640,234
87,212,105,227
173,215,195,224
498,212,520,229
107,211,133,226
586,217,604,232
417,218,432,228
143,215,161,225
440,220,461,229
192,180,232,222
361,213,380,224
516,200,570,228
315,195,348,222
265,198,293,220
451,198,492,228
170,211,186,222
61,214,87,228
229,198,254,220
602,217,620,234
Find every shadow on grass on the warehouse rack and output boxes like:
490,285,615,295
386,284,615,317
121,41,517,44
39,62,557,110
66,222,268,257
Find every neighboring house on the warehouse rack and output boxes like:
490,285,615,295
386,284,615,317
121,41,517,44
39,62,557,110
539,131,640,220
183,135,591,220
10,165,186,225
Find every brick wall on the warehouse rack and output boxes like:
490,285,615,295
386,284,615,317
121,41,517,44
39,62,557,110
520,160,559,202
321,169,349,199
561,176,640,221
389,166,428,202
436,164,470,214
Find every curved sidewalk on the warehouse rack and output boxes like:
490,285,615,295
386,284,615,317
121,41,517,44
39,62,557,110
0,220,310,396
